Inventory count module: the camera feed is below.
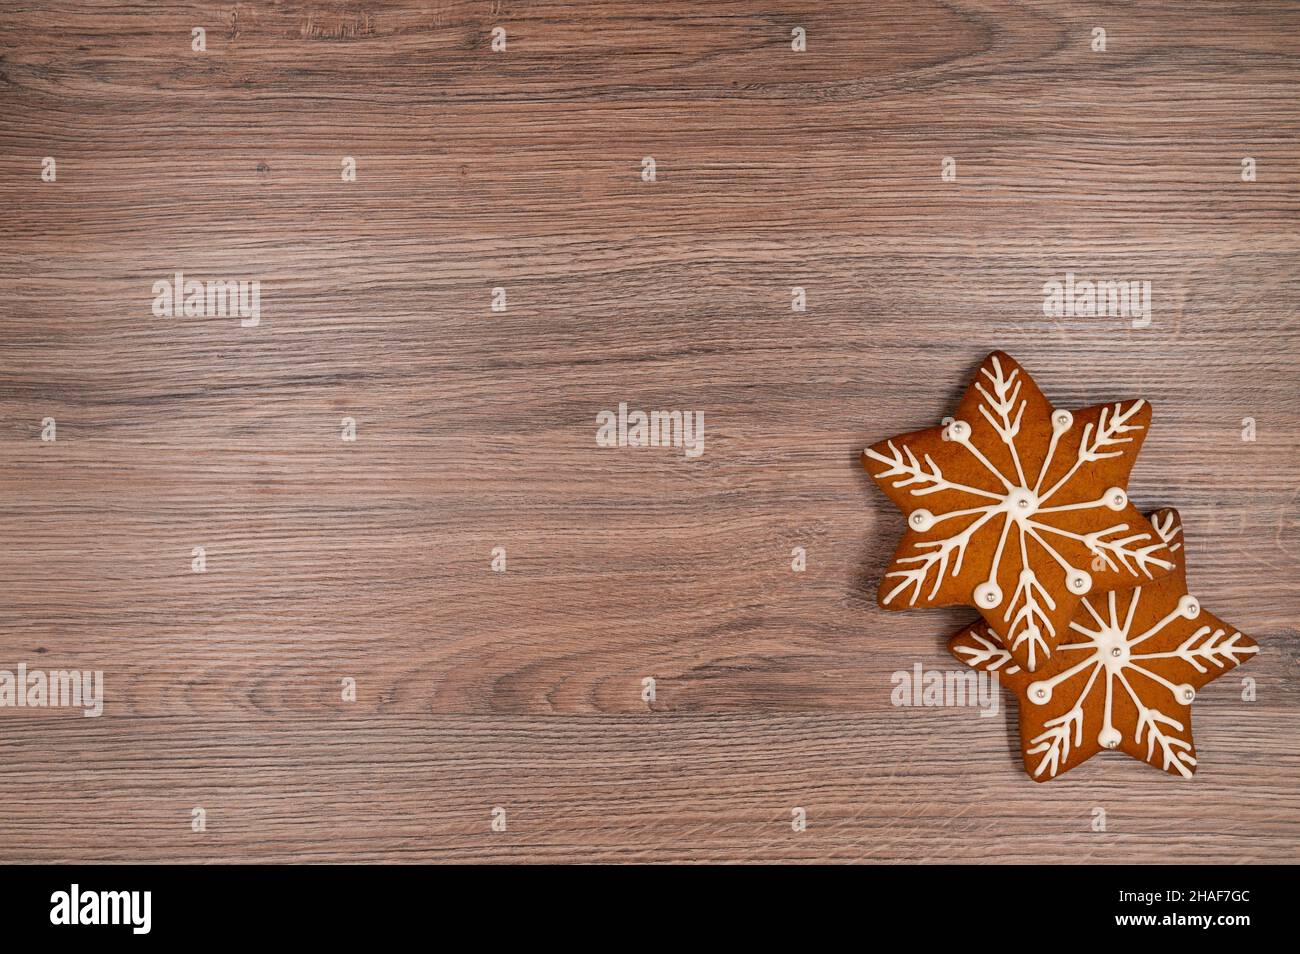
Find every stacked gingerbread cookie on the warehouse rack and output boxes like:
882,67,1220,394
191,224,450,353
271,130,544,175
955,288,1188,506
861,351,1258,780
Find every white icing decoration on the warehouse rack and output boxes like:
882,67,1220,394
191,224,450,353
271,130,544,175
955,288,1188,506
952,630,1022,675
1153,510,1184,552
974,581,1002,607
865,356,1174,670
865,441,1002,501
909,509,935,532
1137,628,1257,674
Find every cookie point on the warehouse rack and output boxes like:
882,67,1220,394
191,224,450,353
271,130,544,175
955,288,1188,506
1177,594,1201,619
1006,487,1038,512
1027,680,1051,705
1098,727,1122,749
946,419,971,442
1103,486,1127,511
1051,409,1073,432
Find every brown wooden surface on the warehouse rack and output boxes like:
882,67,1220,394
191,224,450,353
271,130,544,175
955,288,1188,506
1,1,1297,863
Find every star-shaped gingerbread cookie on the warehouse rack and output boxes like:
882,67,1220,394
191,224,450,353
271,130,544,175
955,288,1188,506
863,351,1175,671
949,509,1258,780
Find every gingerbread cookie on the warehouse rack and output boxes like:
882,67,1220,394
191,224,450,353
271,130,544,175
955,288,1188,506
950,509,1258,780
863,351,1175,671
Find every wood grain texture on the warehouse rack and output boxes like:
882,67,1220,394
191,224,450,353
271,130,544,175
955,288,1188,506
1,0,1297,863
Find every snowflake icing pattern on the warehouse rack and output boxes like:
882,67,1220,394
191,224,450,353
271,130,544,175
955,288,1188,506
863,351,1175,671
951,510,1259,780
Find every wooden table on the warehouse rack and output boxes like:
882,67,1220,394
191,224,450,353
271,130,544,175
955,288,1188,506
1,1,1296,863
